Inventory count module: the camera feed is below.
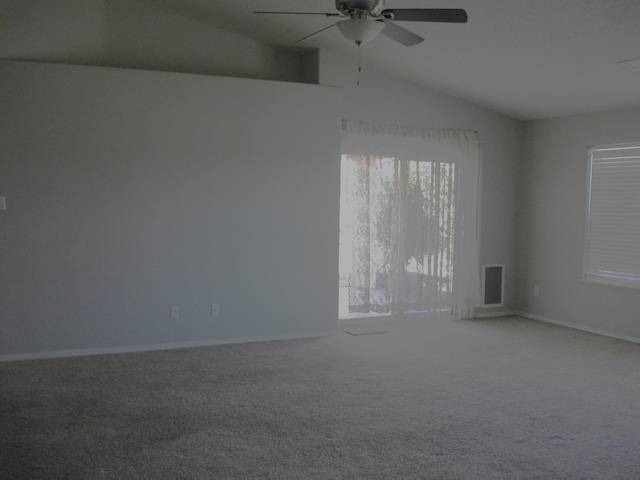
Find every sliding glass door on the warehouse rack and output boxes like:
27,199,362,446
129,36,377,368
339,154,456,318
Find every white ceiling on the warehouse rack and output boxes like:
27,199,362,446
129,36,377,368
137,0,640,120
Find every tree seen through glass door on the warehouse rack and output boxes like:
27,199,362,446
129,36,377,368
339,154,456,318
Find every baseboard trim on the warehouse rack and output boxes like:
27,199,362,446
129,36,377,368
475,310,516,319
515,310,640,345
0,329,338,362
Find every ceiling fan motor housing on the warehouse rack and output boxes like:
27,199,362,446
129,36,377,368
336,0,384,17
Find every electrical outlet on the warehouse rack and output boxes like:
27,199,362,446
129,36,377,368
211,304,220,317
170,306,179,319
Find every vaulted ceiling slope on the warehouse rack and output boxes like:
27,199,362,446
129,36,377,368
135,0,640,121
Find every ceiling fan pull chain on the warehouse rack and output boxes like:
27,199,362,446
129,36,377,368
357,42,362,87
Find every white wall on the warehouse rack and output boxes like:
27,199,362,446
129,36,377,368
318,49,524,315
0,60,342,358
518,107,640,339
0,0,310,83
0,0,527,360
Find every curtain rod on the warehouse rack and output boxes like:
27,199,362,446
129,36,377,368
341,119,478,135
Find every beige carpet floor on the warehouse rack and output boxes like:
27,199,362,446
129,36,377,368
2,315,640,479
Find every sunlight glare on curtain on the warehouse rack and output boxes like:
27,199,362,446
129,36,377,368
339,120,480,320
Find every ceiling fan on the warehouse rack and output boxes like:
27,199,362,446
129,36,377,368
254,0,468,47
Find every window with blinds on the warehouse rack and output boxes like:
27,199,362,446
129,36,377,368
583,142,640,288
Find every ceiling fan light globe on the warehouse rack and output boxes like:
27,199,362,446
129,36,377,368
336,19,384,44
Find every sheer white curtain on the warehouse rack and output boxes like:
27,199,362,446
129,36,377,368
340,119,480,319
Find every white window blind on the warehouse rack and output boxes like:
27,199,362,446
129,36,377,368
583,142,640,288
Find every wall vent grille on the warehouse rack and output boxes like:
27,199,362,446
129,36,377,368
482,264,504,307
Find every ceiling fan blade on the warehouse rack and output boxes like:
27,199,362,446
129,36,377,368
295,23,337,44
254,11,341,17
381,8,468,23
380,21,424,46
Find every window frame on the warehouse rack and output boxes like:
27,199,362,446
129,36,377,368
582,141,640,290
